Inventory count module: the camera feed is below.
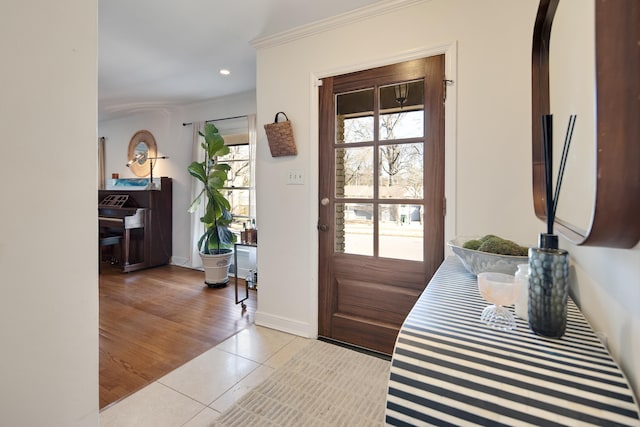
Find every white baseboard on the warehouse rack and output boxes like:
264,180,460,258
255,311,317,339
171,256,190,267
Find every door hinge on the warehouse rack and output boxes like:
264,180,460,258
443,79,454,103
443,197,447,217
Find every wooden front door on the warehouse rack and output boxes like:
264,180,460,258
318,56,445,354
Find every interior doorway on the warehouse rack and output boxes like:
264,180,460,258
318,56,445,354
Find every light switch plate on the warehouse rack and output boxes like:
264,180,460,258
286,169,304,185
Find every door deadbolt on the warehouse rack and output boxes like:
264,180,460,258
317,223,329,232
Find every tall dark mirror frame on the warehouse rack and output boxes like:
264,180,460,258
532,0,640,248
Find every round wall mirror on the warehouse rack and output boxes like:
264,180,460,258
127,130,157,177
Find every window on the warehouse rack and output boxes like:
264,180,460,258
212,115,257,278
219,143,251,222
213,116,255,232
334,80,426,261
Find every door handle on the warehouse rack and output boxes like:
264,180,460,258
317,223,329,232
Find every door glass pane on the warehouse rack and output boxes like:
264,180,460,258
378,143,424,199
336,203,373,256
332,80,427,260
336,147,374,198
336,89,374,143
379,111,424,140
379,204,423,261
379,81,424,140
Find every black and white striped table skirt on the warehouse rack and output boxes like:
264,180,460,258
386,256,639,426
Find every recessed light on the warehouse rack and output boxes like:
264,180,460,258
219,69,230,75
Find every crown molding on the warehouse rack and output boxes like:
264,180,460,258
251,0,429,50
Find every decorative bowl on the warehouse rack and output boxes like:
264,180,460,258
448,236,529,276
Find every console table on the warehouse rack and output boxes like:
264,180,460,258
386,256,640,426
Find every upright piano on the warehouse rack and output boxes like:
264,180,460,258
98,176,172,272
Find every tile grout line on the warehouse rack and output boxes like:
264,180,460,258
160,334,294,415
100,326,306,425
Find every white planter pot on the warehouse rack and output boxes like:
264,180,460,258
200,249,233,288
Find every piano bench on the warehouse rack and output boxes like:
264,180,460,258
100,235,122,247
100,235,122,266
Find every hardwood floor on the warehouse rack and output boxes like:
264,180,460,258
99,262,256,409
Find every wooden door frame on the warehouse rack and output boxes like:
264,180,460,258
308,44,458,338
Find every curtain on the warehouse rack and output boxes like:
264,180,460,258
189,121,205,268
98,137,106,189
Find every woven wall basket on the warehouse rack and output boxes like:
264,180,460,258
264,112,297,157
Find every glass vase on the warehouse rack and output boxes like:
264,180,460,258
527,247,569,338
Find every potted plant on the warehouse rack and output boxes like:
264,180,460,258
188,123,237,287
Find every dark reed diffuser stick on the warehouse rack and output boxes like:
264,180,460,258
552,115,577,220
542,114,554,234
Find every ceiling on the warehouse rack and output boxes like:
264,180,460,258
98,0,382,121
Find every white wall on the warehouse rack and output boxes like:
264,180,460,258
98,90,256,267
567,243,640,399
254,0,640,400
253,0,540,337
0,1,99,426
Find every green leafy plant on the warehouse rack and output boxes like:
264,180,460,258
188,123,237,254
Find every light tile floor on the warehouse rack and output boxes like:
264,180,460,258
100,325,312,427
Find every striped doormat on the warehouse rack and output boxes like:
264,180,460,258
213,340,390,426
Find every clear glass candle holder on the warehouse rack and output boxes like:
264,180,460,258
477,272,519,331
